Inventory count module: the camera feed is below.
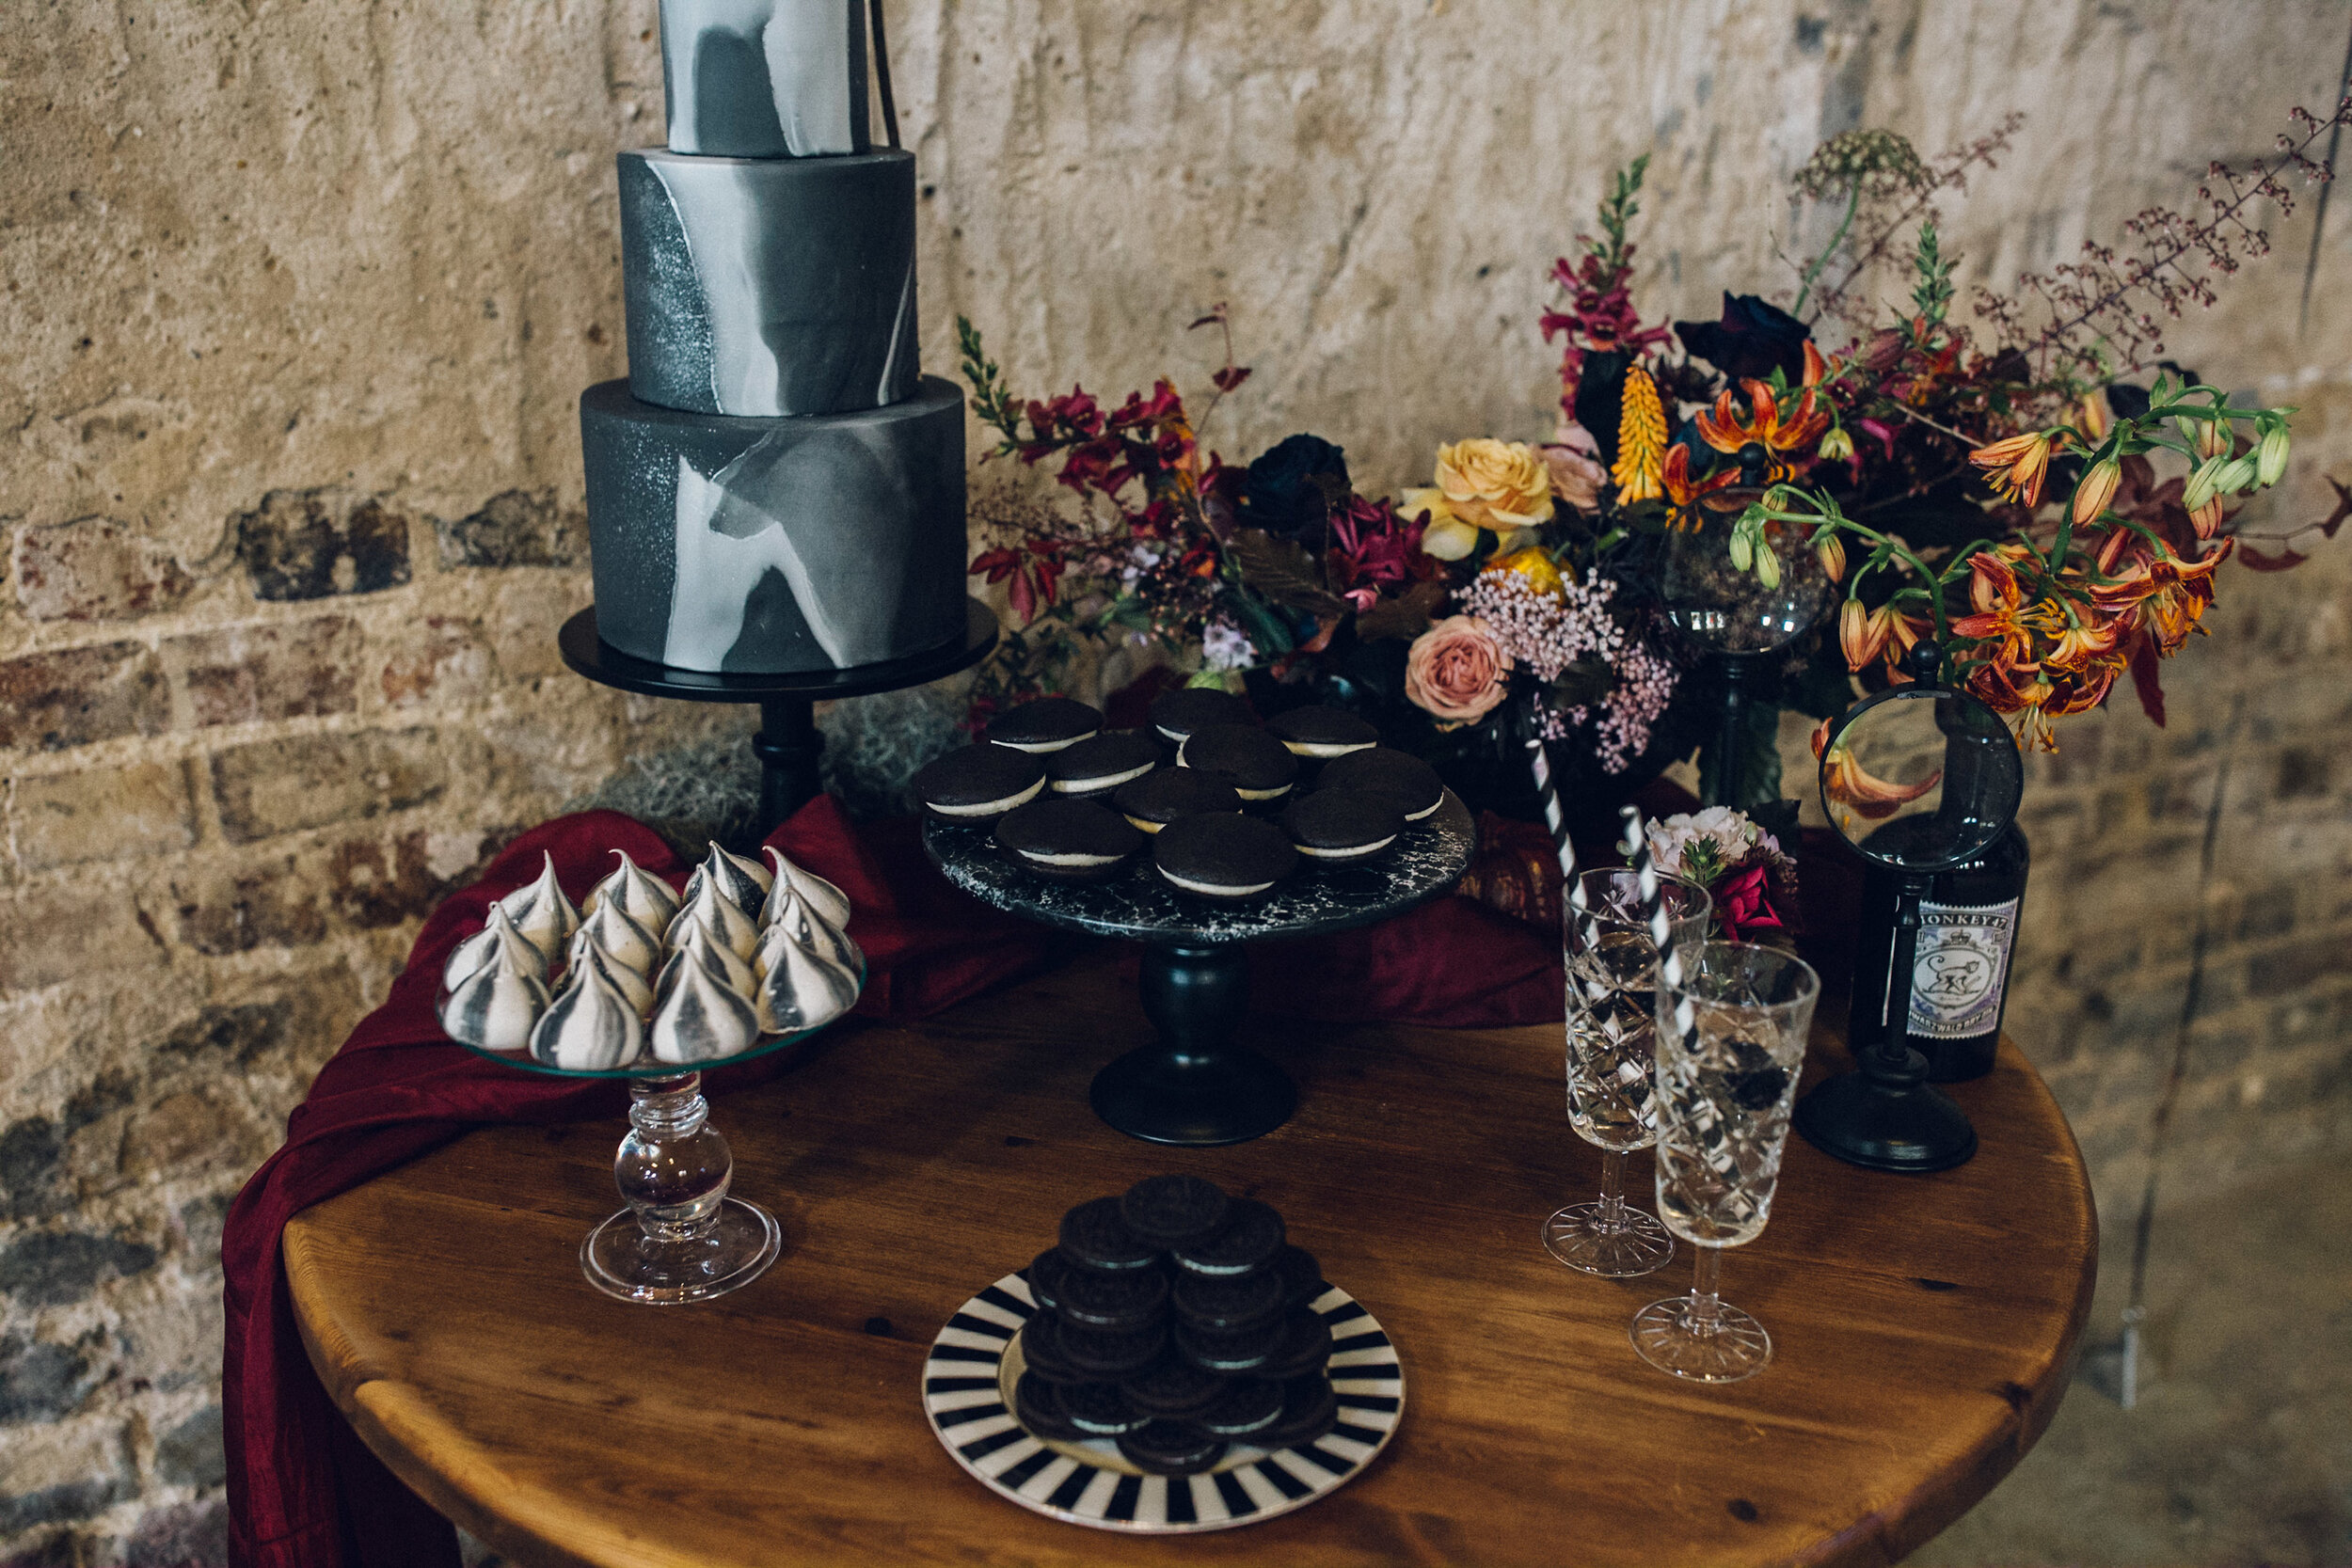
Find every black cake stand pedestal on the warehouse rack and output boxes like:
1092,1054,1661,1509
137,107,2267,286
924,792,1476,1147
560,599,998,835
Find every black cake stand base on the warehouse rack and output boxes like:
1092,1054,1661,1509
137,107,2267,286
560,600,998,834
927,793,1477,1146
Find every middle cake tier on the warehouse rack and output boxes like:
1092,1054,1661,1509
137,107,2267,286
620,147,920,418
581,374,967,676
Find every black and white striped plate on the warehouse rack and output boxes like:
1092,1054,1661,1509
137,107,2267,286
922,1271,1405,1532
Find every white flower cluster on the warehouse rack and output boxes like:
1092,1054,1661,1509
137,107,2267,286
1459,571,1678,774
1200,616,1257,671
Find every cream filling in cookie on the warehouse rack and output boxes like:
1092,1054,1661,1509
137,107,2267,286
1052,760,1156,795
1015,848,1125,868
1403,797,1441,820
1234,783,1291,802
991,731,1096,754
1297,834,1396,859
930,776,1046,816
1279,738,1377,759
1123,816,1169,834
1161,870,1276,897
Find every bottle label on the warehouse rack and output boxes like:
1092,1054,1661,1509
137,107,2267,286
1909,897,2020,1040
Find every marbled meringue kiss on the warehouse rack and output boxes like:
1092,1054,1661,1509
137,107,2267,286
583,847,680,933
572,936,656,1019
498,851,580,963
666,882,760,962
657,919,757,1002
648,957,760,1065
439,932,548,1053
755,881,862,977
761,847,851,930
530,961,644,1071
570,898,660,979
755,928,860,1036
682,843,771,915
442,902,548,993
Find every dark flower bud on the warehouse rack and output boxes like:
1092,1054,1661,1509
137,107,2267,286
1239,434,1352,537
1674,293,1812,385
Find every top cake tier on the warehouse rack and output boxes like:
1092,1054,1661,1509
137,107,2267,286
660,0,871,157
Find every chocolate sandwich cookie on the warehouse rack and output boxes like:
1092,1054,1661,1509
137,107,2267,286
1148,687,1255,744
1057,1381,1147,1438
1057,1196,1160,1273
1314,748,1445,821
1257,1304,1337,1382
1274,1244,1327,1308
1264,705,1380,759
1172,1196,1286,1276
1018,1312,1086,1385
1194,1378,1285,1440
1052,1259,1169,1331
984,695,1103,753
1112,768,1242,834
1173,1315,1279,1374
1152,815,1298,902
1120,1174,1232,1249
1116,1419,1229,1478
1014,1371,1083,1441
1025,1246,1073,1314
1176,724,1298,804
994,798,1143,883
1057,1319,1168,1380
1259,1374,1339,1449
914,744,1047,823
1170,1266,1285,1333
1045,732,1162,799
1120,1358,1225,1420
1280,790,1406,865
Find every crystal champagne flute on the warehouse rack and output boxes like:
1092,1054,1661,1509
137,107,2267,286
1631,940,1820,1381
1543,868,1712,1277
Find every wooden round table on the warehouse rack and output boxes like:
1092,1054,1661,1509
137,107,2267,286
285,948,2095,1568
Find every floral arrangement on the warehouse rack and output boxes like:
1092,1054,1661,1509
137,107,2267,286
1645,808,1801,942
955,97,2351,822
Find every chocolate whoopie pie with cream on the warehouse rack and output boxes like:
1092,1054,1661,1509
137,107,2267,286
1045,732,1162,799
1280,789,1406,865
994,798,1145,882
913,744,1047,823
1314,747,1446,821
983,695,1103,753
1113,768,1242,833
1264,705,1379,760
1152,814,1298,901
1176,724,1298,804
1148,687,1255,743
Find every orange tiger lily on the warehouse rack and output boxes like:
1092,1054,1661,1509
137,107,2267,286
1967,432,2055,509
1660,443,1739,524
1812,717,1943,826
2090,537,2233,656
1695,378,1834,467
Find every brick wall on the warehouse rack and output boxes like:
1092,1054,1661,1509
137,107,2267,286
5,0,2349,1561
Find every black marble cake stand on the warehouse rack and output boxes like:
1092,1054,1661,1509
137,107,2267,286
924,792,1476,1147
560,598,997,834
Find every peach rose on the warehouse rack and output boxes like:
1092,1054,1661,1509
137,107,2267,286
1540,441,1610,513
1405,615,1512,729
1404,438,1556,560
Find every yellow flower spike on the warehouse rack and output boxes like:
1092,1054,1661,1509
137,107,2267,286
1612,367,1667,503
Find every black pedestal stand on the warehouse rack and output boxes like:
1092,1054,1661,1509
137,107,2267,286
926,793,1477,1146
559,600,998,835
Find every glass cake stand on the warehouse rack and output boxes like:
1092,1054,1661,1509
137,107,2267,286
924,794,1476,1147
455,964,861,1306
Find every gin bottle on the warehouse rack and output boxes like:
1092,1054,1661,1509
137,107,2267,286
1846,821,2029,1082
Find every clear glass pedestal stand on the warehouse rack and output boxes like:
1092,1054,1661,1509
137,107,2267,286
581,1071,782,1305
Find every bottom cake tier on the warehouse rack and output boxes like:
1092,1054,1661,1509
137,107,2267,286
581,375,967,674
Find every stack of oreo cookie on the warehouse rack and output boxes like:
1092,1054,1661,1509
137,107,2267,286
1013,1176,1338,1477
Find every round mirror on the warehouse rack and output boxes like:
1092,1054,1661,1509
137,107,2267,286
1818,672,2022,873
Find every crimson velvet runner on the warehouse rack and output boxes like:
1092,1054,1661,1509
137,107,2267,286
222,785,1853,1568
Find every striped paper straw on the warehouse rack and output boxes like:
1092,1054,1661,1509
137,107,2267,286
1620,802,1696,1048
1527,738,1596,933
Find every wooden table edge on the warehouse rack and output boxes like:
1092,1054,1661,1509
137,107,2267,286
282,1006,2102,1568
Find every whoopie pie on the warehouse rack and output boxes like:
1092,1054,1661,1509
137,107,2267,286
1279,789,1406,865
1152,813,1298,901
993,797,1145,882
984,695,1104,753
1043,731,1161,798
1313,747,1446,821
1148,687,1256,743
1113,768,1242,833
1176,724,1299,804
913,744,1048,823
1263,705,1380,760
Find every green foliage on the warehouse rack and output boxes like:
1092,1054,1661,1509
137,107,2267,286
1591,154,1650,275
1910,219,1955,326
956,316,1025,451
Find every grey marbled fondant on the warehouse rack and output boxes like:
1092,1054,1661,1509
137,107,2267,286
924,792,1478,947
660,0,868,157
621,149,917,417
581,375,967,674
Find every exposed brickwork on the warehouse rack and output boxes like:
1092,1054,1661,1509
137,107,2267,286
233,491,413,602
174,617,362,727
433,489,588,569
10,518,193,624
0,644,170,752
8,762,199,871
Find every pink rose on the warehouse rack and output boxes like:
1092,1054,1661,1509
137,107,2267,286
1540,439,1610,514
1405,615,1512,729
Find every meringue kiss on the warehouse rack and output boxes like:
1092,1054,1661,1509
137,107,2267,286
585,847,680,932
761,847,851,930
665,882,759,962
682,842,771,915
530,963,644,1071
439,937,548,1053
442,902,548,993
648,958,761,1065
570,898,660,978
573,936,656,1018
755,934,860,1036
498,851,580,962
657,920,757,1002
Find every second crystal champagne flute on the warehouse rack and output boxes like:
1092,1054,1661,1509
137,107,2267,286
1543,868,1712,1277
1631,940,1820,1382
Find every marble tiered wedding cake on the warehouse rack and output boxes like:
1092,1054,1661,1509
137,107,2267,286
580,0,967,674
